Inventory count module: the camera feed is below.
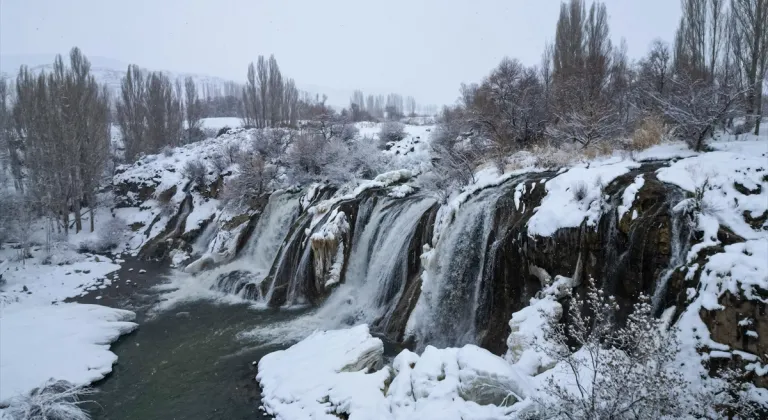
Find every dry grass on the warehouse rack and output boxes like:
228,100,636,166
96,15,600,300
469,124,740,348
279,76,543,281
628,116,665,151
531,145,577,170
583,141,616,160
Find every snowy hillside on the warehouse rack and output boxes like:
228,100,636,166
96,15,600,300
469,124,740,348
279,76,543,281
0,53,237,98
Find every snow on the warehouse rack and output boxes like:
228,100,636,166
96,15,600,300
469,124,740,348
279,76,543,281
657,149,768,242
527,158,640,237
617,175,645,220
257,324,389,420
0,243,136,406
0,248,119,306
0,303,137,403
505,296,562,376
357,122,434,173
633,141,698,161
257,325,530,420
388,184,415,198
200,117,242,130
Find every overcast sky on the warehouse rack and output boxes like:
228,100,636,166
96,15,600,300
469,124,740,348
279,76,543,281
1,0,681,106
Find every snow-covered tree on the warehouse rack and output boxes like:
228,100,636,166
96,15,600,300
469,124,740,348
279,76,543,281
650,76,745,150
184,76,204,143
12,48,111,233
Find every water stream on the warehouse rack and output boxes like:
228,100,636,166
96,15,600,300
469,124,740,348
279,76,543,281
78,258,307,420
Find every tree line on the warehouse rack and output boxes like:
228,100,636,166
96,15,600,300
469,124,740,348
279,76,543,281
433,0,768,180
348,91,420,121
0,49,331,240
1,48,110,236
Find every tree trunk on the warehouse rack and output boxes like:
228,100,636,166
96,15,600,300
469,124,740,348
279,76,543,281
74,199,82,233
62,210,69,235
754,79,764,135
90,204,95,233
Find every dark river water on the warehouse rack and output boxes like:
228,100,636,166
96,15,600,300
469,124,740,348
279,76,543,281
75,257,304,420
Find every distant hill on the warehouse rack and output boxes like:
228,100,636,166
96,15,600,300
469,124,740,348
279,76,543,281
0,53,239,99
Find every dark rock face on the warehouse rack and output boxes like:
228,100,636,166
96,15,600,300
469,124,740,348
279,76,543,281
427,166,685,354
701,293,768,388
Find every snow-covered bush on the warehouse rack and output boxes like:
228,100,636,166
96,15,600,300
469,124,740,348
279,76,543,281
210,151,229,173
0,193,37,257
339,123,359,142
286,134,389,185
3,380,94,420
224,152,278,207
379,121,406,146
570,181,589,202
182,158,207,187
530,279,754,419
77,217,125,254
652,77,744,151
252,128,293,161
531,145,575,170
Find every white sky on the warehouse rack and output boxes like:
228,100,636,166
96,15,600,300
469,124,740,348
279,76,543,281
1,0,681,106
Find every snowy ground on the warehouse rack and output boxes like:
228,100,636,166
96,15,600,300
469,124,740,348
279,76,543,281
200,117,242,131
0,243,137,407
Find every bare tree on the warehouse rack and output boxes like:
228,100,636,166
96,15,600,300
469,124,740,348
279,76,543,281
640,40,672,95
184,76,204,142
145,71,184,152
652,76,745,150
406,96,417,117
12,48,111,233
0,77,23,192
116,65,147,161
731,0,768,134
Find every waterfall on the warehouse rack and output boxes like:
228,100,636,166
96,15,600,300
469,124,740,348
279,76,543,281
407,185,510,349
256,194,437,341
325,195,436,332
241,191,303,269
204,190,302,300
652,190,693,312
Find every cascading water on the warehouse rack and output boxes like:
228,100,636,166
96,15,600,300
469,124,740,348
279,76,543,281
253,193,437,342
316,195,436,331
203,190,303,300
407,185,510,350
651,190,693,312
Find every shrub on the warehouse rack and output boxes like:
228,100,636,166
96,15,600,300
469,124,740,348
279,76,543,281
339,124,360,142
161,146,175,157
571,181,589,202
182,159,207,186
216,126,232,138
531,145,575,170
210,152,229,173
4,380,94,420
379,122,406,147
224,152,279,207
78,217,125,254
